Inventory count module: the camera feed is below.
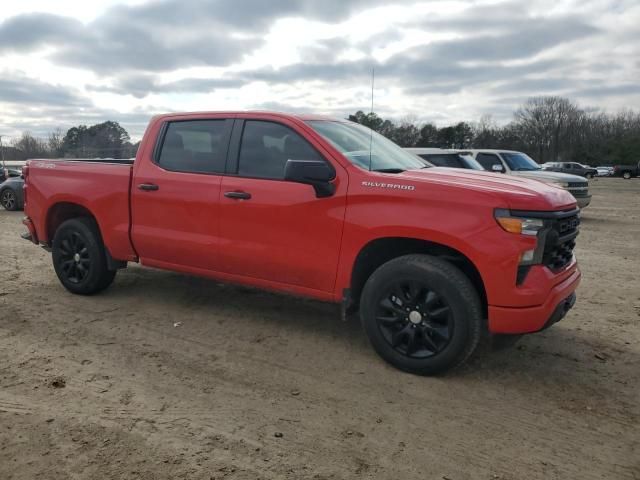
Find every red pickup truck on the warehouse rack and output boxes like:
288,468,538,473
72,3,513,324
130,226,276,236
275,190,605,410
21,111,581,374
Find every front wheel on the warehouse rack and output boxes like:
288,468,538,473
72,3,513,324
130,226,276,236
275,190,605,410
52,218,116,295
360,254,482,375
0,189,18,211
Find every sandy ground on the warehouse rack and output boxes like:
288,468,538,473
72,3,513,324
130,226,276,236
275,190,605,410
1,178,639,479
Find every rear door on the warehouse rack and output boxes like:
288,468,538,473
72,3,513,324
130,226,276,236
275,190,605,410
217,118,347,293
131,116,233,271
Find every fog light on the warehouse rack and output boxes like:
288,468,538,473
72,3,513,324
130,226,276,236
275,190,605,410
520,249,535,264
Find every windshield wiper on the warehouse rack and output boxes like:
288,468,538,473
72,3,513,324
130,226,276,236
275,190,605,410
372,168,405,173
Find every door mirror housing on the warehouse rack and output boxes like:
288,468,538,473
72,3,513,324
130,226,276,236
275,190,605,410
492,164,505,173
284,160,336,198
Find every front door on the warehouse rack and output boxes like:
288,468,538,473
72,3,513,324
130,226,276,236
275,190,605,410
131,117,233,271
218,119,347,293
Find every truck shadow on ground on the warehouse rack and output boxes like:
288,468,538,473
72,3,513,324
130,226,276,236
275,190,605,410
99,265,638,393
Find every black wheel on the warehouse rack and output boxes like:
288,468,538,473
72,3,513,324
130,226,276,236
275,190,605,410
52,218,116,295
360,254,482,375
586,173,593,179
623,172,631,179
0,189,18,211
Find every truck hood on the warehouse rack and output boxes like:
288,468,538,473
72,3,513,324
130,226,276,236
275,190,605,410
397,167,576,211
510,170,588,183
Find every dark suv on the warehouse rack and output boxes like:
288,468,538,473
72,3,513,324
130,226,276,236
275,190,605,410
543,162,598,179
405,148,484,170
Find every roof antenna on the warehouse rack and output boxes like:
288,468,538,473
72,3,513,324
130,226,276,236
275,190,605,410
368,67,375,172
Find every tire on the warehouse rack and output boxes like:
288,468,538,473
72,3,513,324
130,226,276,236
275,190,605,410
52,217,116,295
623,172,631,179
360,254,482,375
0,189,18,211
586,173,593,179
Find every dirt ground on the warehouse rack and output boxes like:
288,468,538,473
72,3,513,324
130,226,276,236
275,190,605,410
1,178,639,480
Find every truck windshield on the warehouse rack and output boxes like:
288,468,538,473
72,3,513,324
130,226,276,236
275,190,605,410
501,152,542,171
307,120,426,172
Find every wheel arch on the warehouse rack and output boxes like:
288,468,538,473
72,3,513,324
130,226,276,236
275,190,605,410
45,202,126,270
45,202,99,244
349,237,488,318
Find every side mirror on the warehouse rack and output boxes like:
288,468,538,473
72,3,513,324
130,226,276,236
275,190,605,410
492,164,505,173
284,159,336,198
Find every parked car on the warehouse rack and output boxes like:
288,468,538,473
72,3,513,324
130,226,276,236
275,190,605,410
1,166,22,183
405,148,484,170
596,166,614,177
613,162,640,179
22,112,582,375
542,162,598,179
469,150,592,209
0,176,25,211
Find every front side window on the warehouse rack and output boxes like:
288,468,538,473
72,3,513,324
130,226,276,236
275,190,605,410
158,120,229,173
238,121,323,179
307,121,425,173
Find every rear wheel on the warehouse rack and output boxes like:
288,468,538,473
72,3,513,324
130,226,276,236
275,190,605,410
623,172,631,179
0,189,18,211
586,173,593,179
52,218,116,295
360,254,482,375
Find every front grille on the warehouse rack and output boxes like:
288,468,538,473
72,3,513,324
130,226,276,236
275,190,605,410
542,213,580,271
567,182,587,188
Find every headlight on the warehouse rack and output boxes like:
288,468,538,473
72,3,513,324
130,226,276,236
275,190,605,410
494,209,545,236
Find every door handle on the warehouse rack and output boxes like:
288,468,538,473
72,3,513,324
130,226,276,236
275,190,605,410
138,183,159,191
224,191,252,200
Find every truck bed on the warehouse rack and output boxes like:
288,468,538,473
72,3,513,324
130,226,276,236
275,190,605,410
24,158,137,261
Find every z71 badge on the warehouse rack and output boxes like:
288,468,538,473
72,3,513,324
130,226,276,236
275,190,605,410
361,181,415,191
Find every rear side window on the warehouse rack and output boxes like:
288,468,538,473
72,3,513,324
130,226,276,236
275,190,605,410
158,120,230,174
238,121,323,180
476,153,501,170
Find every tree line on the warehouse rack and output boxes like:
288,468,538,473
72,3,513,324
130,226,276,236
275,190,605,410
349,96,640,166
3,96,639,165
3,121,139,160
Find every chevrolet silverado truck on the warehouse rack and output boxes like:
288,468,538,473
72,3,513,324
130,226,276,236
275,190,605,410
21,112,582,375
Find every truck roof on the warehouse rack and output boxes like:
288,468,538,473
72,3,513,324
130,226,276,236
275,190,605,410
151,111,344,123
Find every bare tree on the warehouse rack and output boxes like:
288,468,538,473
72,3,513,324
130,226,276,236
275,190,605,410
514,96,583,162
47,128,64,158
11,132,49,159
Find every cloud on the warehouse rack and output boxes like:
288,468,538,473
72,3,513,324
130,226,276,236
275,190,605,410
0,0,637,138
0,0,402,74
87,74,238,98
0,73,90,106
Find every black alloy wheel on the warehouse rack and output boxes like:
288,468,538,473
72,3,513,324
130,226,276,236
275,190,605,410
360,254,482,375
376,281,452,358
57,231,91,284
52,217,117,295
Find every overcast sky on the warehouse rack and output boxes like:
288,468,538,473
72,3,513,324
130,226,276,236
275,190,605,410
0,0,638,139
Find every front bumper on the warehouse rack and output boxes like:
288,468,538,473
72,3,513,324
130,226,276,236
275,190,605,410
573,194,591,209
488,267,581,334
